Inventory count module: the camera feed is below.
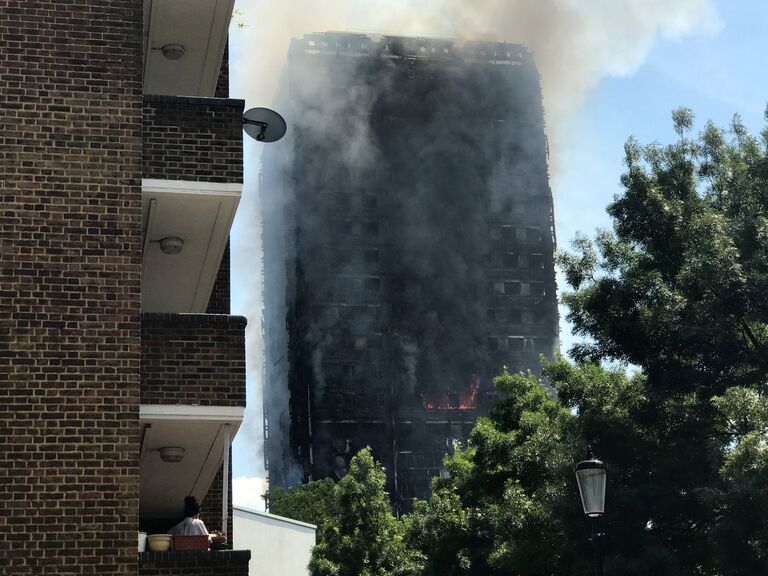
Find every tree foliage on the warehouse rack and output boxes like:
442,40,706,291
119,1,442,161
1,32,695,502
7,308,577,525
554,108,768,574
265,477,336,527
309,447,422,576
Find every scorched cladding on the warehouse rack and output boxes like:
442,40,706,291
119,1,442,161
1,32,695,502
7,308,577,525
261,33,558,511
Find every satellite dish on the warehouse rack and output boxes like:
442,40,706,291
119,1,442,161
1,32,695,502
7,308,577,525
243,107,287,142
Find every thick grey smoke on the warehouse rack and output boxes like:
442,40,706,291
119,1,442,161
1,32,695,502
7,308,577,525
232,0,719,146
229,0,719,485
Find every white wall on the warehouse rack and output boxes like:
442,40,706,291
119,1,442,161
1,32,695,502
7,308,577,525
233,506,316,576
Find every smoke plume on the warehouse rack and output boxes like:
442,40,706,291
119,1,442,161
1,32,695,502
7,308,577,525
229,0,719,483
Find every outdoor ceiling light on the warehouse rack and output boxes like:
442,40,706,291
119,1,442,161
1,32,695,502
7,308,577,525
158,446,185,463
161,43,186,60
575,449,607,518
159,237,184,255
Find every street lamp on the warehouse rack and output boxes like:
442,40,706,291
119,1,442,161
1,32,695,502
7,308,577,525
575,447,606,576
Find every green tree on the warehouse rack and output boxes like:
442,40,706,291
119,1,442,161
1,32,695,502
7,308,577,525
408,365,583,576
265,477,336,527
557,109,768,574
310,447,422,576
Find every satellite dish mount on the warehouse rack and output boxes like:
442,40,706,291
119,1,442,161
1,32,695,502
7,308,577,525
243,107,287,143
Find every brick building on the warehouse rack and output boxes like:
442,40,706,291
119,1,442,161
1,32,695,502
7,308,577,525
262,33,558,511
2,1,249,574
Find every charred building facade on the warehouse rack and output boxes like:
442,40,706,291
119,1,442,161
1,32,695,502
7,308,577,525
262,33,558,510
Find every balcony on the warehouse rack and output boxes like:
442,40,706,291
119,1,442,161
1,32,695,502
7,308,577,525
142,95,244,313
139,313,246,532
143,0,235,97
139,550,250,576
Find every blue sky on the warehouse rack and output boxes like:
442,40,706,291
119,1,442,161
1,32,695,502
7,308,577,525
229,1,768,498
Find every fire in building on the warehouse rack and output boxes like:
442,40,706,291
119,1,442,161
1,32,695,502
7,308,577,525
262,33,559,510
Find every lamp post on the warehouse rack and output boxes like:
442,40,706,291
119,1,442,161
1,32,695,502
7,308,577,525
575,447,606,576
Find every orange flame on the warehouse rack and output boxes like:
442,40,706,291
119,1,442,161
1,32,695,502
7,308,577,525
422,375,480,410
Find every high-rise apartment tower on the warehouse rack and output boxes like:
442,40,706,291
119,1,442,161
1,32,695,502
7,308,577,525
262,33,558,510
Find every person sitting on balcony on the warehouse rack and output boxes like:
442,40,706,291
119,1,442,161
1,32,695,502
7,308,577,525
169,496,209,536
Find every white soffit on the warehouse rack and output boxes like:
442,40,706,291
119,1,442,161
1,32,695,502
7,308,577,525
139,406,243,521
142,179,241,313
143,0,235,96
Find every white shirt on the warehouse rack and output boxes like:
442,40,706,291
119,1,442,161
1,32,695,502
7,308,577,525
169,516,209,536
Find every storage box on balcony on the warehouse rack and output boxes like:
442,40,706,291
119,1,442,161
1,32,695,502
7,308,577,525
173,535,209,551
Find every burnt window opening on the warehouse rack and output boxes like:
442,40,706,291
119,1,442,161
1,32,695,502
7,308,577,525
508,309,522,323
364,277,381,292
421,375,480,410
503,252,518,268
502,225,515,242
526,227,543,242
486,308,497,322
529,283,545,297
365,221,379,236
489,226,501,240
508,337,524,351
504,281,521,295
364,195,378,210
342,364,357,378
530,253,544,270
398,451,414,467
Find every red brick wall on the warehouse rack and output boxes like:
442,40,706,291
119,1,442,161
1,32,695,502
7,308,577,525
139,551,250,576
206,240,231,314
200,455,234,539
141,314,247,407
215,40,230,99
143,96,244,184
0,1,143,574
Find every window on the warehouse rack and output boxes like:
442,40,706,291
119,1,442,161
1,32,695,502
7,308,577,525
508,337,524,351
530,283,545,297
526,227,542,242
530,254,543,270
503,252,518,268
364,277,381,291
504,281,521,295
502,225,515,242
